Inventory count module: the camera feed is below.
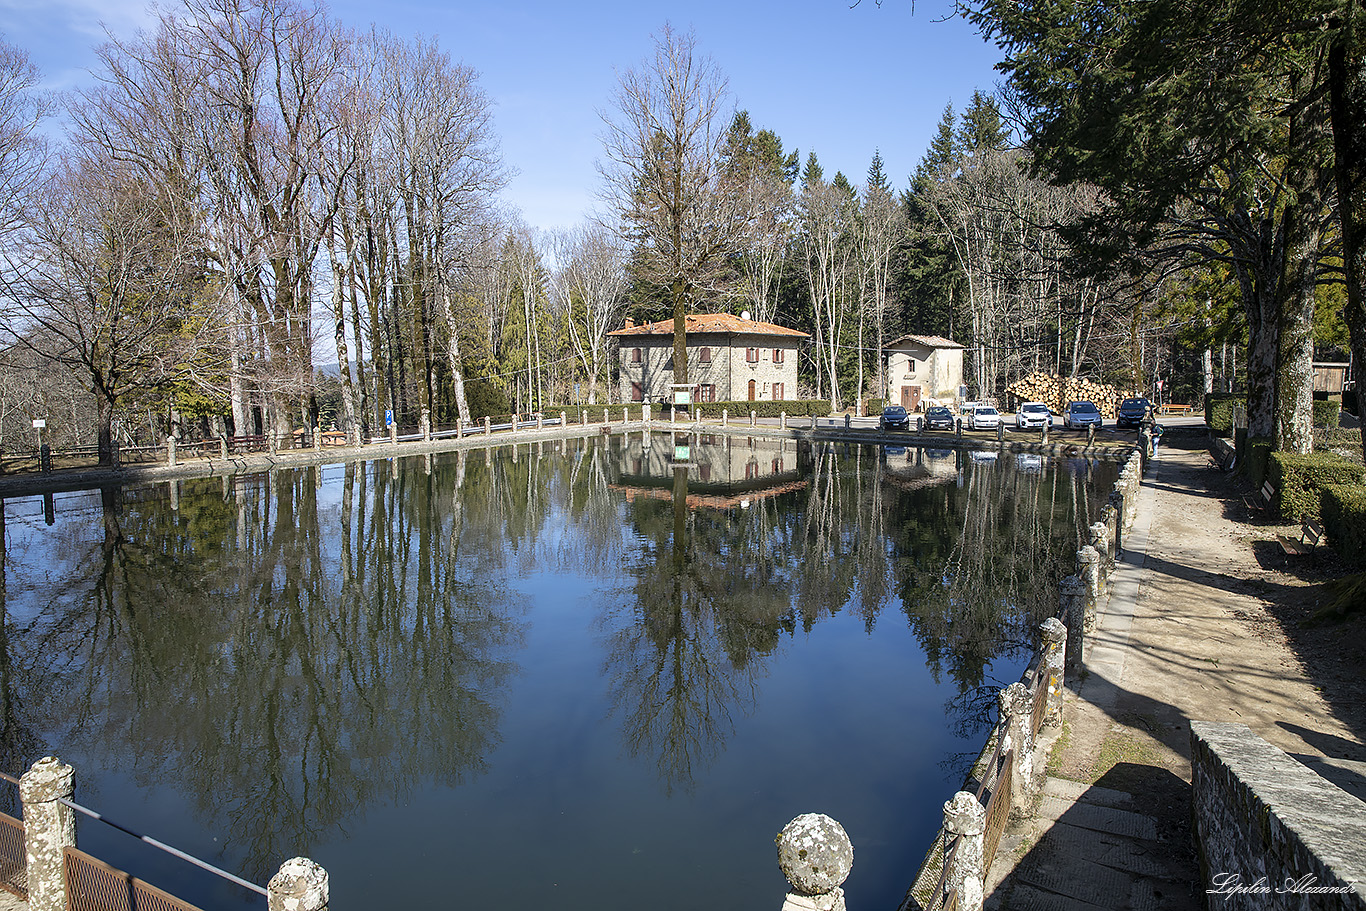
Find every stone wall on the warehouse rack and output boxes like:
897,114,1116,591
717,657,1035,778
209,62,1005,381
1190,721,1366,911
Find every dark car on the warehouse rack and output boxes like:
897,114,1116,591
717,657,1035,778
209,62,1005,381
923,406,955,431
1063,400,1103,430
879,405,910,432
1115,397,1152,429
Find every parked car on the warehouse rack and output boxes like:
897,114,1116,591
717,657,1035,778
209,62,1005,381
879,405,910,432
1115,397,1153,428
1016,402,1052,429
923,406,956,431
1063,400,1103,430
969,406,1002,430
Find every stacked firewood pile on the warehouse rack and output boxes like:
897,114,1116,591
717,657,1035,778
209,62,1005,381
1006,373,1128,418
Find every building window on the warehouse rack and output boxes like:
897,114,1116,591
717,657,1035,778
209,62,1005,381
696,384,716,403
746,347,759,363
631,382,643,402
631,347,642,364
906,357,917,375
699,347,711,364
773,382,784,401
773,348,784,364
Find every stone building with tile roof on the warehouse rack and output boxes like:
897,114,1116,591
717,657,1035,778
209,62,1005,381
882,334,966,411
607,313,809,404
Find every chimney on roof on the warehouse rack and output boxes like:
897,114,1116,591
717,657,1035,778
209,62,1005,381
624,318,634,329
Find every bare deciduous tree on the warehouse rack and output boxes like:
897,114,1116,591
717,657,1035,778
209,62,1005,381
598,24,744,387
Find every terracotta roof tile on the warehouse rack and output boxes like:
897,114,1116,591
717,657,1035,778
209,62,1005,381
883,334,965,350
607,313,809,338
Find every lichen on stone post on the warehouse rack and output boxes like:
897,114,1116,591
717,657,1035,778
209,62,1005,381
1088,521,1110,567
776,813,853,911
999,682,1037,809
1039,617,1066,727
19,756,76,911
1077,545,1102,628
267,857,329,911
942,792,986,911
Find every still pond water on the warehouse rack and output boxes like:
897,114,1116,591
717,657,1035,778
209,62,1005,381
0,434,1117,910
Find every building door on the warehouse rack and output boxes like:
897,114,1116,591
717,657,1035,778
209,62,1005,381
748,379,756,401
901,385,922,411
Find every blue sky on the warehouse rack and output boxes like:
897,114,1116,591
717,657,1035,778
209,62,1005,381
2,0,1005,233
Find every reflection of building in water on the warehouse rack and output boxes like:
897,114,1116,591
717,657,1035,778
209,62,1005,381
613,433,811,509
878,445,960,491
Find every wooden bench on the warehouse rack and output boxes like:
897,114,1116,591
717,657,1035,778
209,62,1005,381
1278,518,1325,556
1243,480,1275,515
1159,403,1194,415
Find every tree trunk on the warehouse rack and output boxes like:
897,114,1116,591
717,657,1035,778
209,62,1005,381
1330,5,1366,463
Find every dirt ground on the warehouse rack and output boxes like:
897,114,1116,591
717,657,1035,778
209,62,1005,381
1047,427,1366,879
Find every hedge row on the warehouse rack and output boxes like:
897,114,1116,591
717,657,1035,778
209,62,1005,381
1322,484,1366,567
695,399,832,419
1205,393,1243,436
1266,451,1366,522
1313,399,1341,429
1242,434,1274,489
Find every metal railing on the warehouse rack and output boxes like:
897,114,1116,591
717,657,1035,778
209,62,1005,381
0,770,265,908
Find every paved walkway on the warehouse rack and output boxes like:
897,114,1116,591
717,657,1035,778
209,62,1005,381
983,437,1366,910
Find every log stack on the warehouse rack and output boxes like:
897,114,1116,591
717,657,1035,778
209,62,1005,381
1006,373,1128,418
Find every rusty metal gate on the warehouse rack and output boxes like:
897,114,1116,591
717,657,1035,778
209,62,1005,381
0,811,25,898
65,846,206,911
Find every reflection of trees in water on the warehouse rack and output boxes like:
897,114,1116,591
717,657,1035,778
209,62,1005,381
8,460,527,880
599,440,1110,793
0,438,1112,870
891,453,1111,693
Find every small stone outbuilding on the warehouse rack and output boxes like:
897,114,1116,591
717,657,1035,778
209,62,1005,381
882,334,965,411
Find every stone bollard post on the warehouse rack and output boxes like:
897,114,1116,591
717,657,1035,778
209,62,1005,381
752,410,757,426
776,813,853,911
1060,574,1086,675
997,421,1004,442
268,857,329,911
1108,490,1125,552
1041,421,1048,444
643,404,650,423
1077,545,1102,628
622,407,628,424
313,425,323,449
781,411,787,430
20,756,76,911
167,435,177,468
942,792,986,911
39,443,52,472
1039,617,1067,727
956,418,963,438
1088,521,1111,568
999,682,1036,808
603,408,609,425
560,411,567,429
421,407,431,441
1087,424,1096,447
537,413,544,430
389,422,398,446
484,416,491,435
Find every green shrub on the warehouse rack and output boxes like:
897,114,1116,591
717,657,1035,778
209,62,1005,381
1322,483,1366,567
699,399,831,419
1267,451,1366,522
1205,393,1243,436
1244,437,1273,488
1312,399,1341,429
